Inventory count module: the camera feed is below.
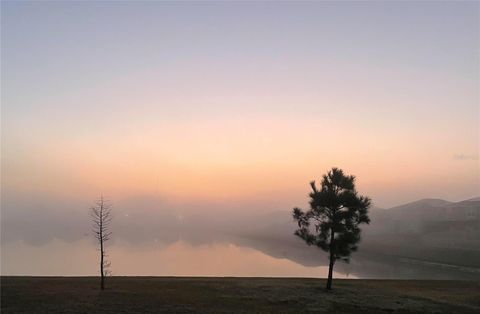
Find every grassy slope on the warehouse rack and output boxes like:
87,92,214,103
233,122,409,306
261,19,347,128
1,277,479,313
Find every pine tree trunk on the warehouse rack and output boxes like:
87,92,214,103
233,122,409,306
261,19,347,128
326,229,335,290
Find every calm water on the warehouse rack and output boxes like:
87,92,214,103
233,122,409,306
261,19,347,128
3,238,478,280
1,239,353,278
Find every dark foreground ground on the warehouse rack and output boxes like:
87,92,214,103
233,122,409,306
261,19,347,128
1,277,479,313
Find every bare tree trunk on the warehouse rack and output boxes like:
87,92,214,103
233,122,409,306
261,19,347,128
91,195,111,291
326,229,335,290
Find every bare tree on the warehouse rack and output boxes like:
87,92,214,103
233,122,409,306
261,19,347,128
91,195,112,290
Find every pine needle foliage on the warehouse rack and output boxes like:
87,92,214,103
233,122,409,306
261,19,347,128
293,168,371,289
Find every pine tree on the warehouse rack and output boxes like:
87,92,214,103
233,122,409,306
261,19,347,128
293,168,371,290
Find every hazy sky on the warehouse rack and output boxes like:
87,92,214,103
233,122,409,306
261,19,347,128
1,1,479,275
3,1,479,207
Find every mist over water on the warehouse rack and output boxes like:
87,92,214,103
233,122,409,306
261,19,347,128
2,1,479,281
2,194,479,279
1,240,352,278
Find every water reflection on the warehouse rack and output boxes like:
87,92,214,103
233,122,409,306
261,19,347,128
1,239,353,278
112,240,354,278
3,238,479,280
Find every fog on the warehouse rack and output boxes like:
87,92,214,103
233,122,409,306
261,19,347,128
2,193,479,279
2,0,479,280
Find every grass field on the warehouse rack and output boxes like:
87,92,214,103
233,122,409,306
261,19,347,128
1,277,479,313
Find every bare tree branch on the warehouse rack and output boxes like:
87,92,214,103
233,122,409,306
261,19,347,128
90,195,113,290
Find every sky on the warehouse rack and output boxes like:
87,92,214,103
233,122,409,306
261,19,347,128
1,1,479,275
